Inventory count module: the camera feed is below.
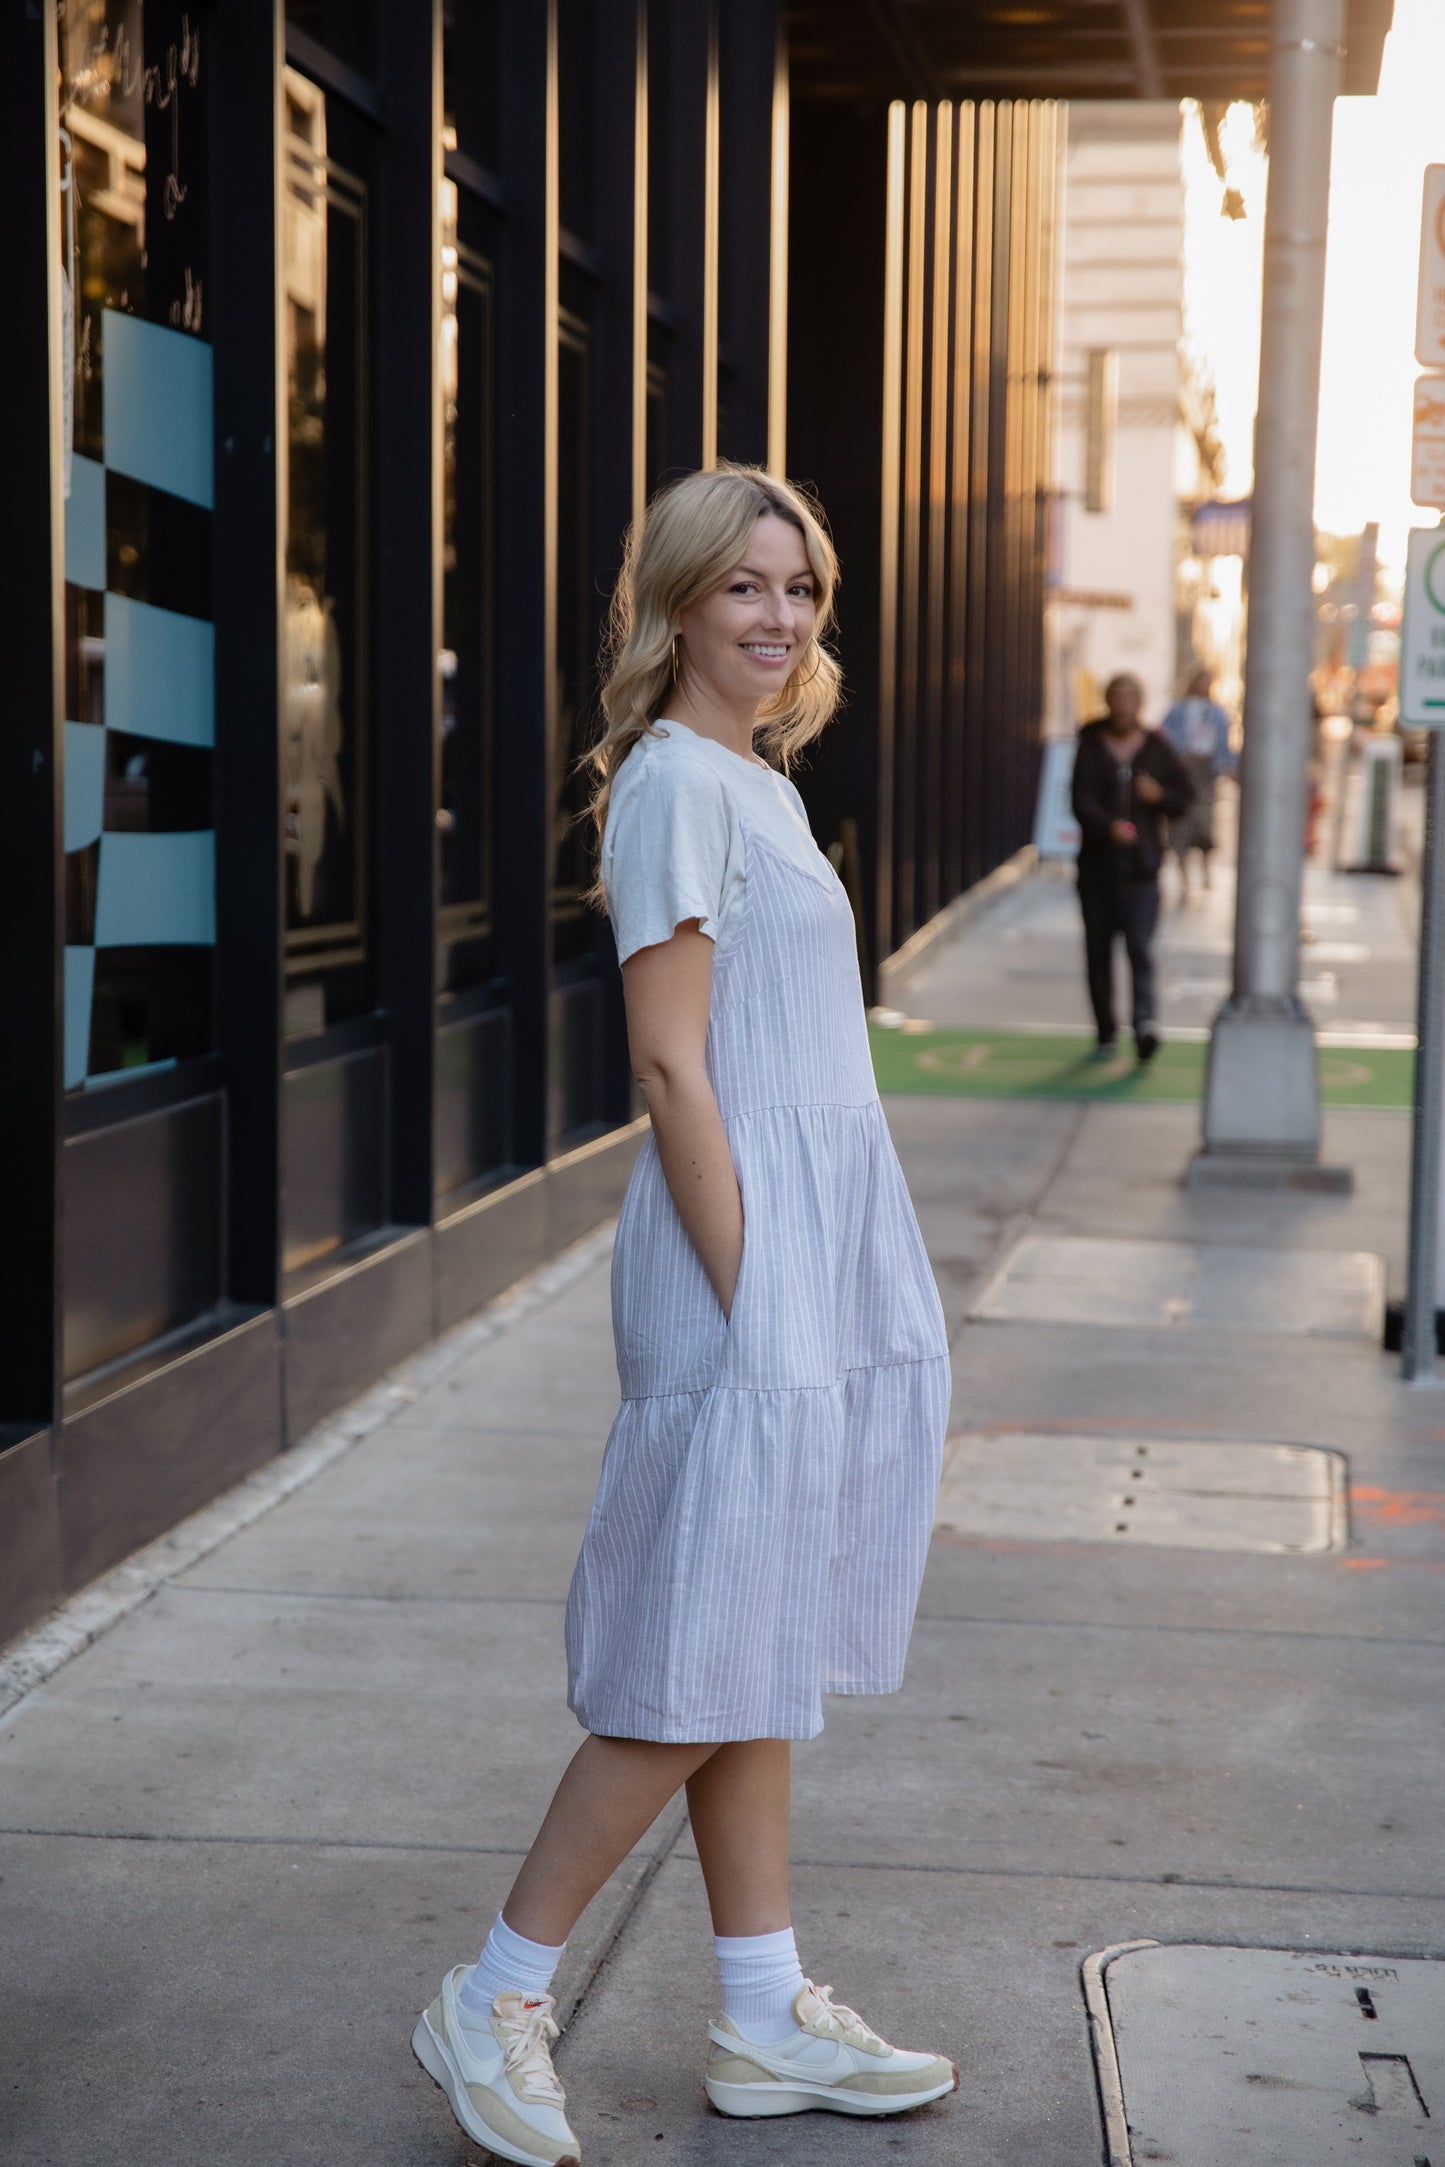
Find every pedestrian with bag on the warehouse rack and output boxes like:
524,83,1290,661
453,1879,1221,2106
411,464,957,2166
1070,671,1194,1063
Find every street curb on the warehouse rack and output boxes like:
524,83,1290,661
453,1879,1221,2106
876,843,1039,1000
1080,1940,1159,2167
0,1220,618,1722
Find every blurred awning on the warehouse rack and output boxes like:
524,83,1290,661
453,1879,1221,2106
790,0,1394,104
1191,498,1252,559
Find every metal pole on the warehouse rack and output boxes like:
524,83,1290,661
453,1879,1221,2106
1197,0,1342,1169
1403,734,1445,1380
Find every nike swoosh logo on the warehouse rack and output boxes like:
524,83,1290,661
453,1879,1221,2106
441,2007,503,2087
745,2040,855,2082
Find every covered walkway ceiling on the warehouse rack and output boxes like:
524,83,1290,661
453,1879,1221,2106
790,0,1395,103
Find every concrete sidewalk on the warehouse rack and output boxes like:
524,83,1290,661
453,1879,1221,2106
901,783,1422,1044
4,874,1445,2167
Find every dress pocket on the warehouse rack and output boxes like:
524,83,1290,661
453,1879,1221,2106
613,1144,728,1397
722,1204,750,1335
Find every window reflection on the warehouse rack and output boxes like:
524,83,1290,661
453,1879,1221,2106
647,4,672,300
442,0,501,172
646,357,669,495
282,71,368,978
438,175,495,935
58,0,215,1091
557,0,595,246
284,0,378,80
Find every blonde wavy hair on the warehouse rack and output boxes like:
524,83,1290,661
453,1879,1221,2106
586,463,842,879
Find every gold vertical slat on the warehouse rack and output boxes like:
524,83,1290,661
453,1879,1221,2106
972,103,994,519
1024,107,1039,577
1036,104,1060,617
925,102,953,919
897,100,928,924
631,0,648,528
948,100,976,891
930,103,953,530
996,101,1018,724
1009,103,1029,686
877,101,907,960
1018,104,1038,717
767,19,789,477
902,101,927,648
950,105,977,613
971,103,995,603
1025,103,1048,719
700,3,720,468
967,102,995,879
1007,104,1027,684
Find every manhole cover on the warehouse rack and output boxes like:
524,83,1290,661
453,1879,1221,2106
1086,1942,1445,2165
970,1236,1384,1340
935,1432,1346,1553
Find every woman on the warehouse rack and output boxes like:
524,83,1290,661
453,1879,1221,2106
1159,666,1234,899
411,466,956,2166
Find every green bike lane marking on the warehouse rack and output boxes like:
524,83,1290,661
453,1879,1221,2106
869,1026,1415,1109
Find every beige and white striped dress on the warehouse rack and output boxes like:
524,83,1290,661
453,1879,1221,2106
564,720,949,1742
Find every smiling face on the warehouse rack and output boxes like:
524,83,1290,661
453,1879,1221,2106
673,513,818,717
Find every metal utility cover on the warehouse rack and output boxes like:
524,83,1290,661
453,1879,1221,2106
1086,1941,1445,2166
970,1235,1385,1339
935,1432,1345,1553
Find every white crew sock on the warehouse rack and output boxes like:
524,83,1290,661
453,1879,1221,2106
714,1926,807,2044
458,1913,566,2023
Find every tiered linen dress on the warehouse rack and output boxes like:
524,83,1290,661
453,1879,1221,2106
564,720,949,1742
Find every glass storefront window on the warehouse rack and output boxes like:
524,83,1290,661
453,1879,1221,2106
438,175,496,949
57,0,216,1092
557,0,595,245
284,0,378,82
282,70,370,998
647,5,672,299
442,0,500,174
646,354,669,495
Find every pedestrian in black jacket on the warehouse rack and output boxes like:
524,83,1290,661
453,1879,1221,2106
1070,673,1194,1062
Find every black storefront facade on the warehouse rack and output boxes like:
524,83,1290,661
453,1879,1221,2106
2,0,1063,1647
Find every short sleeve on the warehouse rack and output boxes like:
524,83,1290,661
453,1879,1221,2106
602,753,738,966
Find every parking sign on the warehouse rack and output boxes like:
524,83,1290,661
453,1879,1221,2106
1417,167,1445,370
1401,527,1445,727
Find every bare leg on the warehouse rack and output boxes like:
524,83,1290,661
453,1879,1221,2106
686,1739,792,1937
504,1735,719,1946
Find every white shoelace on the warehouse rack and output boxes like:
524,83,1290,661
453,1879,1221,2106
806,1983,888,2052
496,1997,567,2106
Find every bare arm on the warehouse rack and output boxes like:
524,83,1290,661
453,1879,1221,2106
622,920,744,1318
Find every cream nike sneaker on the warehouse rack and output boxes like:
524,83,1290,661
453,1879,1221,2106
704,1979,958,2119
411,1965,581,2165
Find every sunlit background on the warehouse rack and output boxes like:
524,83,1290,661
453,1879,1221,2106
1182,0,1445,582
